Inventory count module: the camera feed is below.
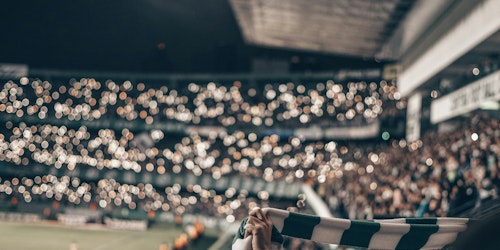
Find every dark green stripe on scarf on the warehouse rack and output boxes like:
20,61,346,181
340,220,381,248
405,218,438,225
281,212,321,239
396,224,439,249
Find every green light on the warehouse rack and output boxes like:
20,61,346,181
382,131,390,141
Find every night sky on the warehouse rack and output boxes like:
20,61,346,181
1,0,382,74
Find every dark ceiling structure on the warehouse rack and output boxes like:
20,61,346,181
0,0,416,74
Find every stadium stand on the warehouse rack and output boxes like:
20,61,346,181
1,0,499,249
1,74,499,250
1,75,395,218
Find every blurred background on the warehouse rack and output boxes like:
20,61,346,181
0,0,499,249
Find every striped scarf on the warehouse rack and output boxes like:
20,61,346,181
232,208,472,250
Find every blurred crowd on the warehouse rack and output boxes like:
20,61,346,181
0,76,497,235
0,77,399,128
320,113,500,219
3,77,398,222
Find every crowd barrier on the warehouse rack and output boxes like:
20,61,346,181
104,217,148,231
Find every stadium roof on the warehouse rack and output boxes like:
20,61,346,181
2,0,496,78
438,30,500,79
395,0,500,96
229,0,415,58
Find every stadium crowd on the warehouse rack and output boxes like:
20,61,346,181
320,113,500,219
0,76,397,128
0,77,498,231
4,77,392,222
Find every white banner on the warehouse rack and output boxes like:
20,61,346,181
406,92,422,142
430,70,500,124
0,63,28,79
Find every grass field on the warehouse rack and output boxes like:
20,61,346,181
0,221,220,250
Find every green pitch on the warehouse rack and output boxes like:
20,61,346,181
0,221,219,250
